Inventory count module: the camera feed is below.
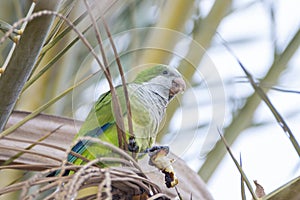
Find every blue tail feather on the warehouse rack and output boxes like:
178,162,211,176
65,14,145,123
47,123,112,177
68,123,112,163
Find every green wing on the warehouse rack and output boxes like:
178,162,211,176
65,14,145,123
69,86,127,164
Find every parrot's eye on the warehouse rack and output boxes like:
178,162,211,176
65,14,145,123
162,70,168,75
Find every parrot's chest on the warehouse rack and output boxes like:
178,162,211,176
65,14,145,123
125,101,162,142
124,87,167,150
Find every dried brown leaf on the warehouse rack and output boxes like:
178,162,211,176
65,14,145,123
254,180,266,198
0,111,214,200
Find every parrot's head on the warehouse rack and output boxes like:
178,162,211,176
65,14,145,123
133,65,186,102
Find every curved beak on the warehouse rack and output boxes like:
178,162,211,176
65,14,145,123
168,77,186,100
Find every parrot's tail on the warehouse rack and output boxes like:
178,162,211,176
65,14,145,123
47,169,70,177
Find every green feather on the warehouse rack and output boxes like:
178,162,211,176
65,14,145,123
133,64,171,83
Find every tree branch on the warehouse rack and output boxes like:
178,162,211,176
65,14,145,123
0,0,62,131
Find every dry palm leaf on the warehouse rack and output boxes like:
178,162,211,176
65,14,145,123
0,111,214,200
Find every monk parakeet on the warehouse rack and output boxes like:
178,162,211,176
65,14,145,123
68,64,186,166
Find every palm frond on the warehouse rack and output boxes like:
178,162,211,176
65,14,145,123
0,111,214,200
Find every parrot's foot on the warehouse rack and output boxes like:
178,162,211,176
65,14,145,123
128,136,139,153
145,145,169,155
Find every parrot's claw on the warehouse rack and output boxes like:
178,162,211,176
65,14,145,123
144,145,169,155
128,137,139,153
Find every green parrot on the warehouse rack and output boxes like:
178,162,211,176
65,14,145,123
68,64,186,166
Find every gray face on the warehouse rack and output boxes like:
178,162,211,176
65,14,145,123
145,66,186,102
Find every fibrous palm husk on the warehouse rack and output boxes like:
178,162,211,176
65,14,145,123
0,111,214,200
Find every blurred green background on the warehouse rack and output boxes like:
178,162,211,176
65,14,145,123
0,0,299,199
